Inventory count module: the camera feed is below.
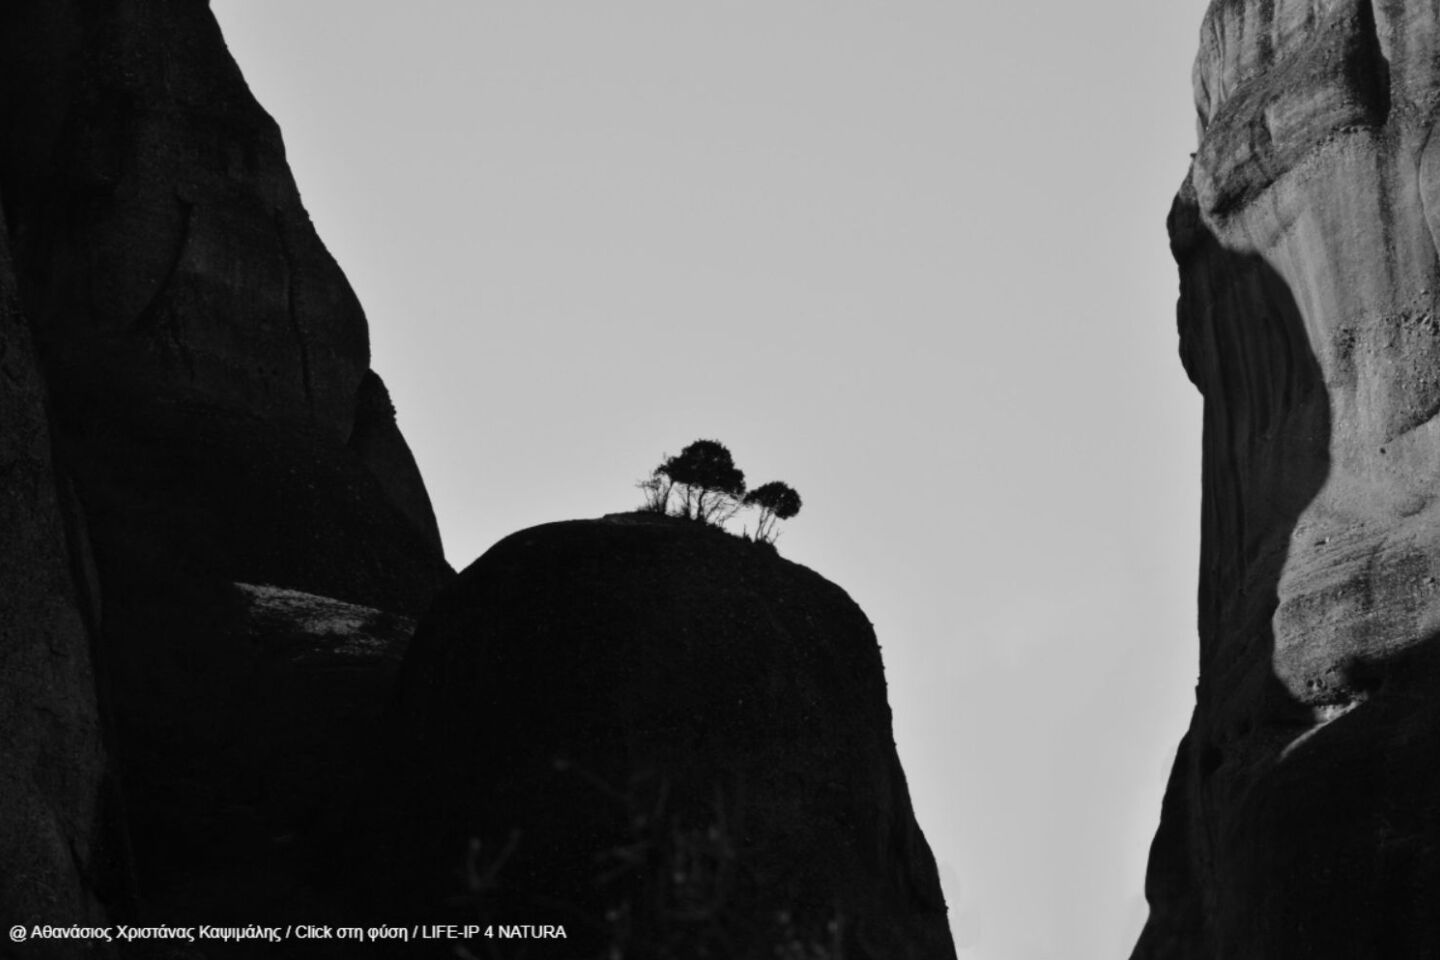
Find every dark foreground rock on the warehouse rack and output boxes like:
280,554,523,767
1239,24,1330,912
358,514,956,960
0,0,451,612
1135,1,1440,956
1,5,952,957
0,182,116,960
0,1,451,951
115,582,416,939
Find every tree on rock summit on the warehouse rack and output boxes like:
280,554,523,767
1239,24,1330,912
639,440,803,542
644,439,747,525
744,481,802,544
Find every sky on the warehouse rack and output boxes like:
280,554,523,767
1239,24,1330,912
211,3,1212,957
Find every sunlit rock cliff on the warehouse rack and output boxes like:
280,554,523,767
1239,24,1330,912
1135,1,1440,956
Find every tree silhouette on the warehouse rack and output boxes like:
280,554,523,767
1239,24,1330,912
637,441,802,542
743,481,801,543
642,440,746,525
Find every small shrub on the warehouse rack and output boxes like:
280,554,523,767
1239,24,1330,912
642,440,746,526
742,482,801,544
636,441,801,543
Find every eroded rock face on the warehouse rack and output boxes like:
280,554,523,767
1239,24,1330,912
361,515,956,960
1135,1,1440,956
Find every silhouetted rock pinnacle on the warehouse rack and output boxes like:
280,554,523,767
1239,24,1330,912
362,514,957,959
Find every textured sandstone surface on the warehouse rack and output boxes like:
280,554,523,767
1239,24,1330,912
1135,1,1440,956
358,515,957,960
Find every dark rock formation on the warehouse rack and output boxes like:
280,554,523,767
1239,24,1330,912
1,6,948,957
0,0,451,947
0,0,448,610
1135,1,1440,956
361,515,955,960
0,190,116,960
113,582,416,932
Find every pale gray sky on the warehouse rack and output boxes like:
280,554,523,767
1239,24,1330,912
213,3,1211,957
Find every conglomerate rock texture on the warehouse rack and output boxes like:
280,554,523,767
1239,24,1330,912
357,515,957,960
0,1,451,950
1135,1,1440,956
